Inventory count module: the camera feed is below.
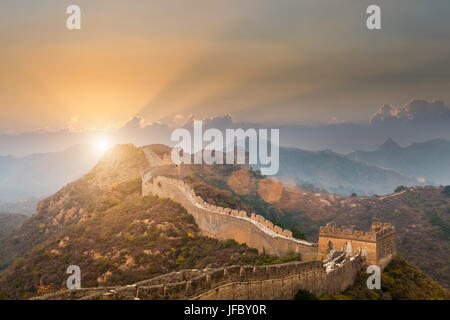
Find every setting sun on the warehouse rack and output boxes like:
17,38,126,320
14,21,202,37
93,138,112,154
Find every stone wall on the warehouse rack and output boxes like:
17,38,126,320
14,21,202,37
33,173,382,301
376,230,397,270
318,235,377,265
34,257,363,300
318,222,396,269
32,170,397,300
191,258,362,300
142,175,317,259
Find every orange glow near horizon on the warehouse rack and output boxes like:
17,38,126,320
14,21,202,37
2,1,450,133
0,37,207,131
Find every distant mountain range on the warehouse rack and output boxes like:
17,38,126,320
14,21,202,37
0,198,42,216
270,146,421,196
347,138,450,186
2,138,450,212
0,144,101,207
269,139,450,196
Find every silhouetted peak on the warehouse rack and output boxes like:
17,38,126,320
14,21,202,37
378,138,401,151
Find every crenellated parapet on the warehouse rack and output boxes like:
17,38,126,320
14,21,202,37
318,221,396,270
33,256,363,300
33,170,396,301
32,165,397,300
371,222,396,241
319,221,395,243
142,173,310,251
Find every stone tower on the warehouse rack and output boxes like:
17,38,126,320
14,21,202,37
318,222,396,270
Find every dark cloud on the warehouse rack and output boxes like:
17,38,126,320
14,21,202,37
182,114,234,130
370,99,450,124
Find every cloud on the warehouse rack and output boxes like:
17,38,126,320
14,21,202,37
67,116,79,131
181,114,235,130
202,114,234,129
3,99,450,157
370,99,450,124
369,104,396,124
328,116,345,125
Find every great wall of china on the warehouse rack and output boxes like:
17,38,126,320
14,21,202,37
35,173,395,300
318,221,396,271
34,149,396,300
34,258,363,300
142,174,317,259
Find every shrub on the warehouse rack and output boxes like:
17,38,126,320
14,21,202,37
278,250,300,263
175,255,185,267
442,185,450,197
294,289,317,300
13,258,26,270
0,291,9,300
395,185,407,193
290,226,306,240
221,239,238,248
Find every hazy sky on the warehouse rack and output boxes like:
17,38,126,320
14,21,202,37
1,0,450,133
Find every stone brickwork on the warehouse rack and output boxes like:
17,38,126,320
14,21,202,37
33,168,397,300
318,222,396,270
33,257,363,300
141,174,317,258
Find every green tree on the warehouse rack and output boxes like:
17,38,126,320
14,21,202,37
395,185,406,193
294,289,316,300
442,185,450,197
290,226,306,240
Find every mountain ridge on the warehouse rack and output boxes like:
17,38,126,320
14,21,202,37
348,138,450,185
268,146,422,196
0,144,102,204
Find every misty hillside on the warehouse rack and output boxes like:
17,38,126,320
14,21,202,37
1,139,446,215
0,212,27,270
0,198,41,216
348,139,450,186
0,145,294,299
267,147,421,196
0,144,101,205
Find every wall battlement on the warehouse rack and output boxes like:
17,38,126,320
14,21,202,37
31,170,397,300
142,174,316,257
318,222,396,270
34,257,363,300
319,221,395,243
31,157,396,300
